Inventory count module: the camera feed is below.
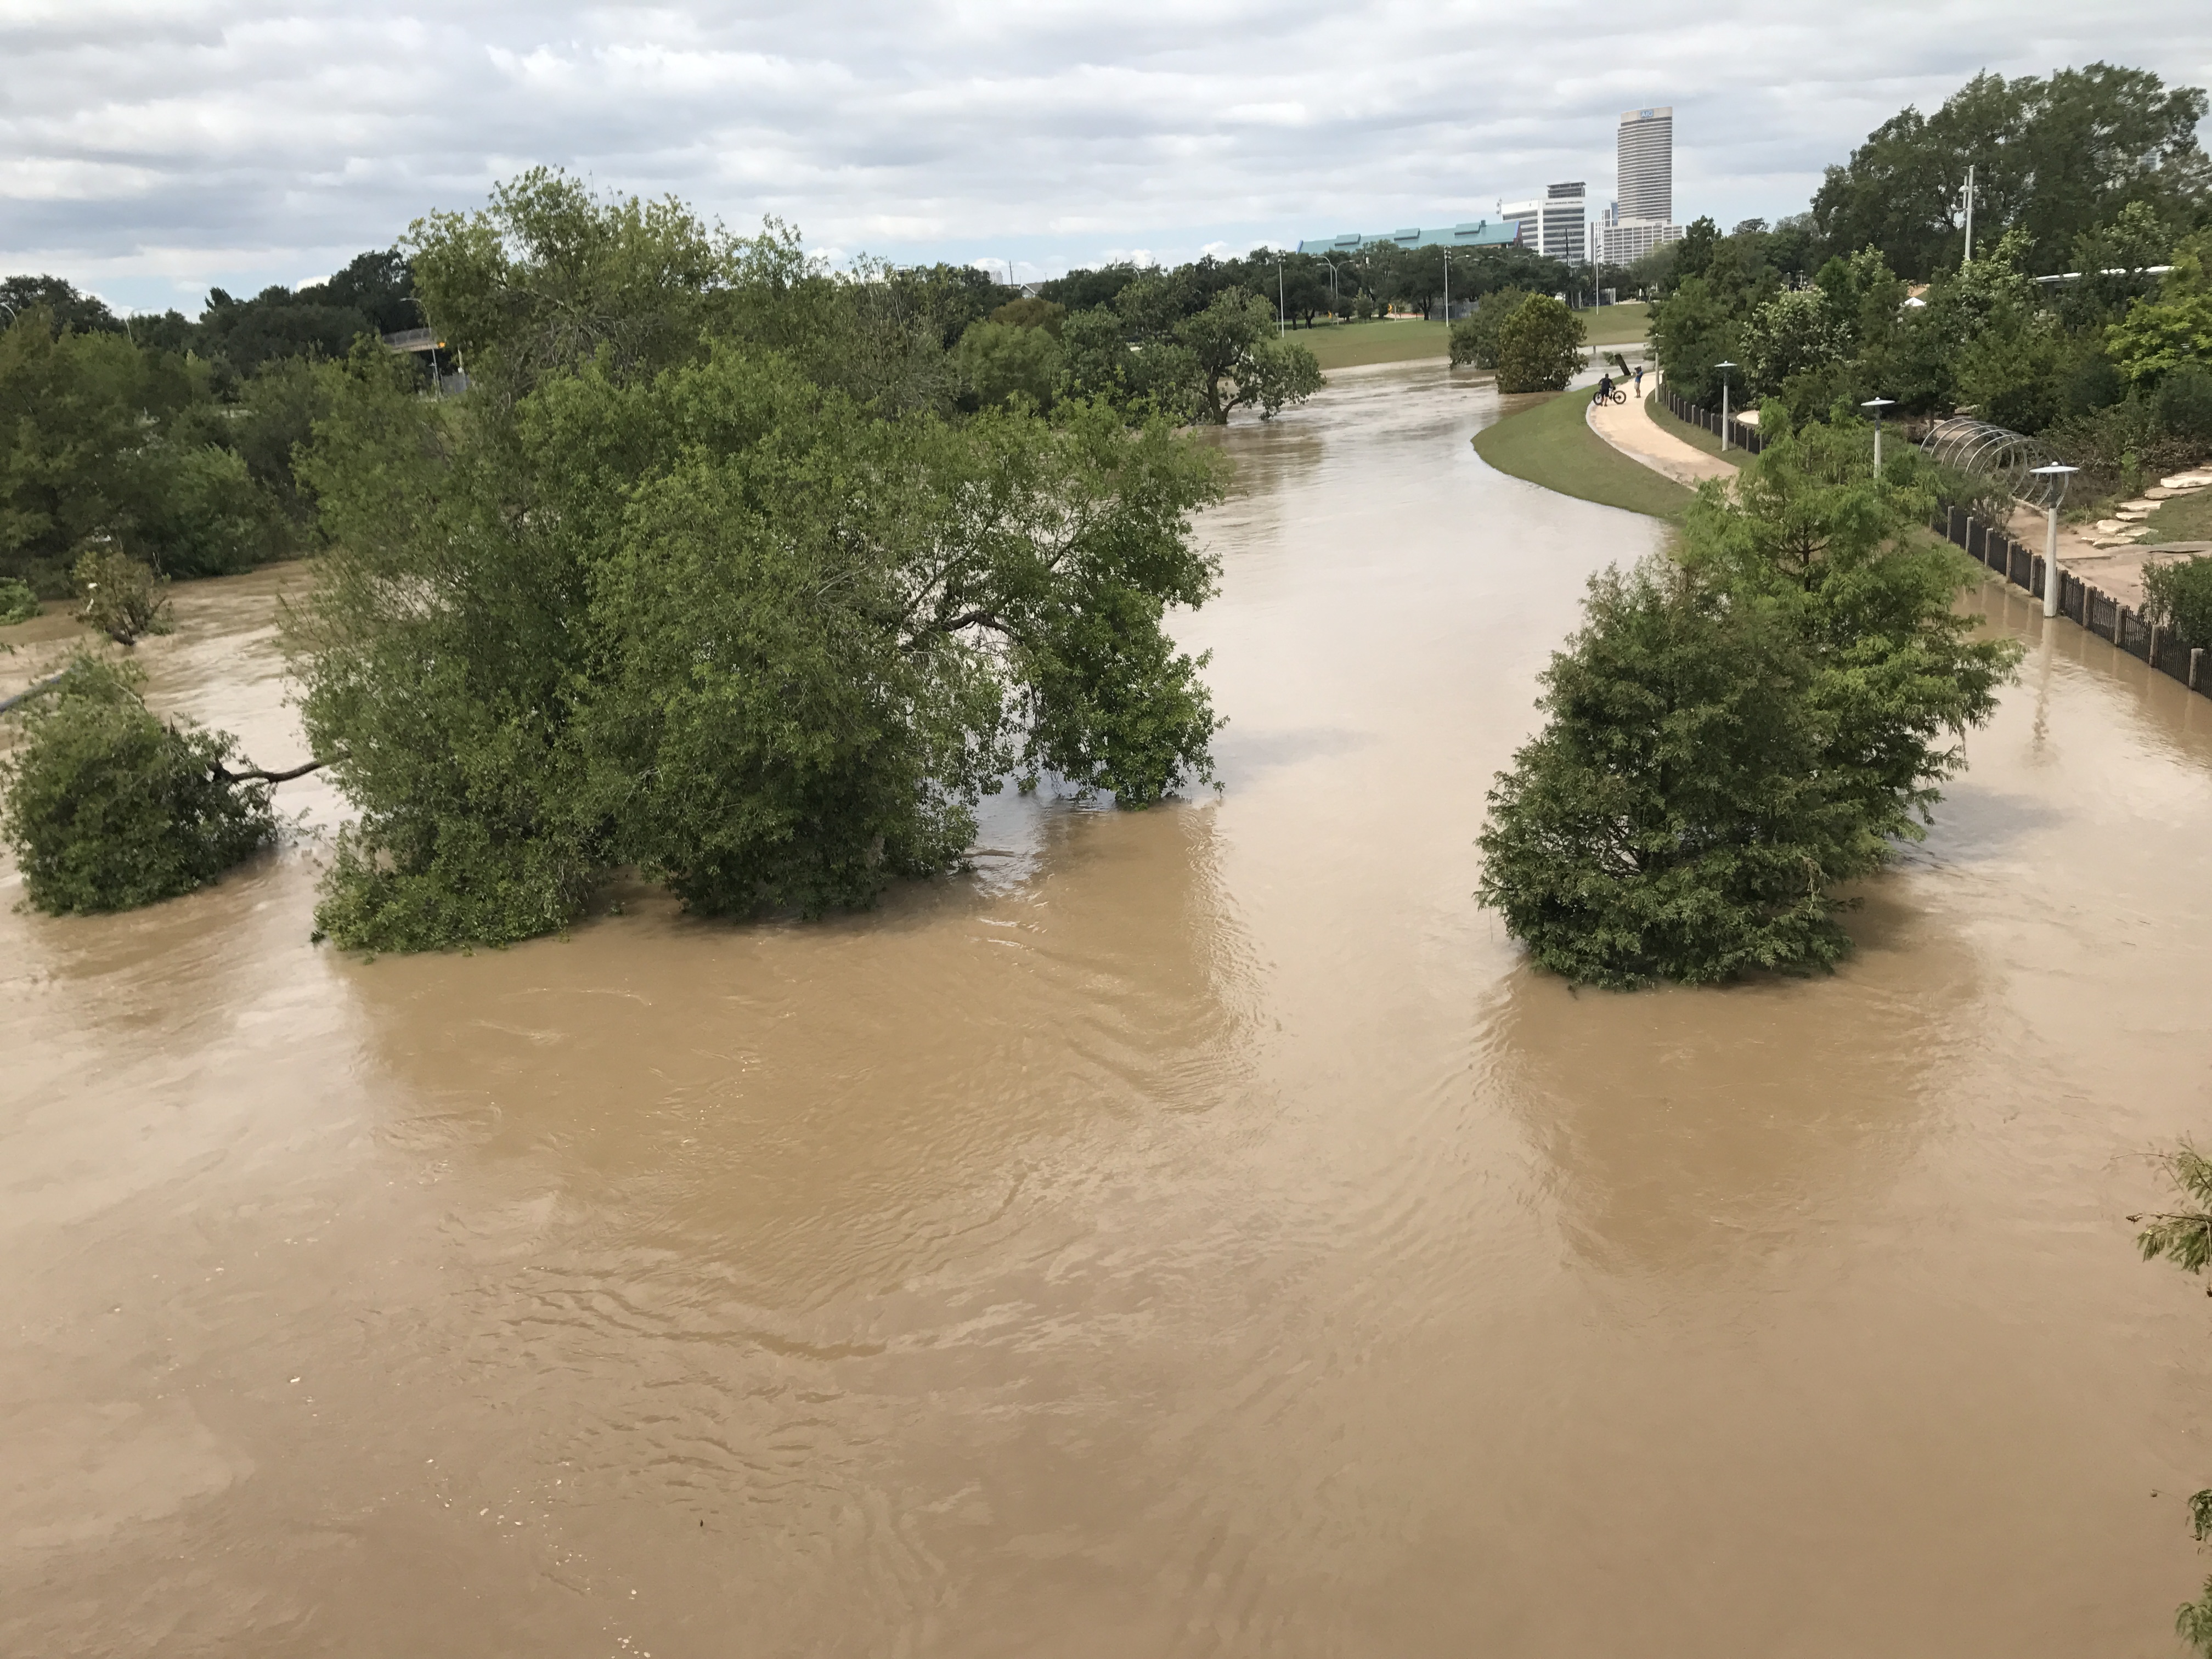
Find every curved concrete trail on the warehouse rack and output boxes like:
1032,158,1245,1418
1584,370,1735,491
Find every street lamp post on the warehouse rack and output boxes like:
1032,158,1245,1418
1442,250,1449,327
1275,251,1286,338
2029,464,2079,619
1860,396,1896,476
1715,361,1737,452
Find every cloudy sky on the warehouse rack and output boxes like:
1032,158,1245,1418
3,0,2208,314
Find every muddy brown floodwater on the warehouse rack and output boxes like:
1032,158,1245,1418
7,361,2212,1657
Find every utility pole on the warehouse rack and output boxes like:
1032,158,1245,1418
1276,251,1285,337
1963,163,1975,266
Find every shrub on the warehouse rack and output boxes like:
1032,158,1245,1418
73,544,171,644
2155,367,2212,443
0,577,37,625
1494,295,1587,393
2145,556,2212,651
0,656,276,914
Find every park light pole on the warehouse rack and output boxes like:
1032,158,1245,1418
1274,250,1285,338
1715,360,1736,452
1861,396,1895,476
2029,464,2079,619
1442,250,1449,326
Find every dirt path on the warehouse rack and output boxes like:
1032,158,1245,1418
1584,370,1735,490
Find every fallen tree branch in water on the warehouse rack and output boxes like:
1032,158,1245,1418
212,754,340,786
0,674,65,714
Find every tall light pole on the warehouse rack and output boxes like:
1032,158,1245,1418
1861,396,1895,476
1274,250,1286,338
2029,464,2079,619
1962,163,1976,266
1715,360,1737,452
1442,249,1450,326
1320,258,1339,320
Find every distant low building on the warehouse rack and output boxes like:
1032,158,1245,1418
1597,219,1684,267
1296,220,1522,256
1499,183,1587,267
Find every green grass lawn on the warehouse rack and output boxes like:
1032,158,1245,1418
1471,388,1694,521
1583,302,1651,347
1643,392,1745,467
1295,302,1651,373
1297,320,1449,370
2144,488,2212,545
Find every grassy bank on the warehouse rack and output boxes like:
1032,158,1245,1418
1583,302,1651,347
1644,393,1746,467
2145,488,2212,544
1299,320,1450,370
1472,389,1694,521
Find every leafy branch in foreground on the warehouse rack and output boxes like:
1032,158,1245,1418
2134,1146,2212,1654
0,655,294,913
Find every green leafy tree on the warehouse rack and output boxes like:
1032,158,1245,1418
0,656,276,914
2134,1147,2212,1655
2144,556,2212,649
956,320,1062,409
73,544,170,645
296,197,1233,951
1812,65,2211,279
1742,287,1844,397
2108,230,2212,386
1477,556,1881,988
1494,295,1586,393
1172,289,1323,422
1478,426,2017,988
0,577,38,624
0,275,125,337
1449,288,1529,369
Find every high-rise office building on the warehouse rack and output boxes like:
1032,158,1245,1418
1498,181,1586,266
1616,106,1672,224
1598,106,1683,267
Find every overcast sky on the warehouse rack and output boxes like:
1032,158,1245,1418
3,0,2208,314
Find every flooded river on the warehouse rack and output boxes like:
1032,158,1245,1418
7,362,2212,1656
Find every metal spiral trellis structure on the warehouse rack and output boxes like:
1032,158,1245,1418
1918,417,2073,510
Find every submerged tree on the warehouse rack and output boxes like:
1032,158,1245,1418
1494,296,1587,394
0,656,279,914
1478,426,2018,988
1477,557,1883,987
294,177,1231,952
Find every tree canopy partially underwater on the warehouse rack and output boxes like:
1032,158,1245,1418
292,172,1232,951
1477,422,2019,988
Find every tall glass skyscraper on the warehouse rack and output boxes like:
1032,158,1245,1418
1616,106,1673,224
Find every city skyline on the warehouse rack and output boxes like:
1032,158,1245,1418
2,2,2206,313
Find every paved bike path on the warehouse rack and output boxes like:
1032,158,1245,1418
1584,370,1737,491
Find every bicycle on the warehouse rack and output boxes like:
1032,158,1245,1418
1590,385,1628,407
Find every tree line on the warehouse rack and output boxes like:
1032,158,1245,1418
4,172,1340,945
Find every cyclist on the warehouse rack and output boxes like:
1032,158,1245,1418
1593,370,1615,406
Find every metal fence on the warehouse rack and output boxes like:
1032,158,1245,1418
1933,504,2209,697
1662,388,1768,455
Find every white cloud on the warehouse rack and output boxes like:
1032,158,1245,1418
0,0,2205,312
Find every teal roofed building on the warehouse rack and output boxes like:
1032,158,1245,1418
1295,221,1522,255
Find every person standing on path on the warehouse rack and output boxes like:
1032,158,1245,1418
1632,363,1644,397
